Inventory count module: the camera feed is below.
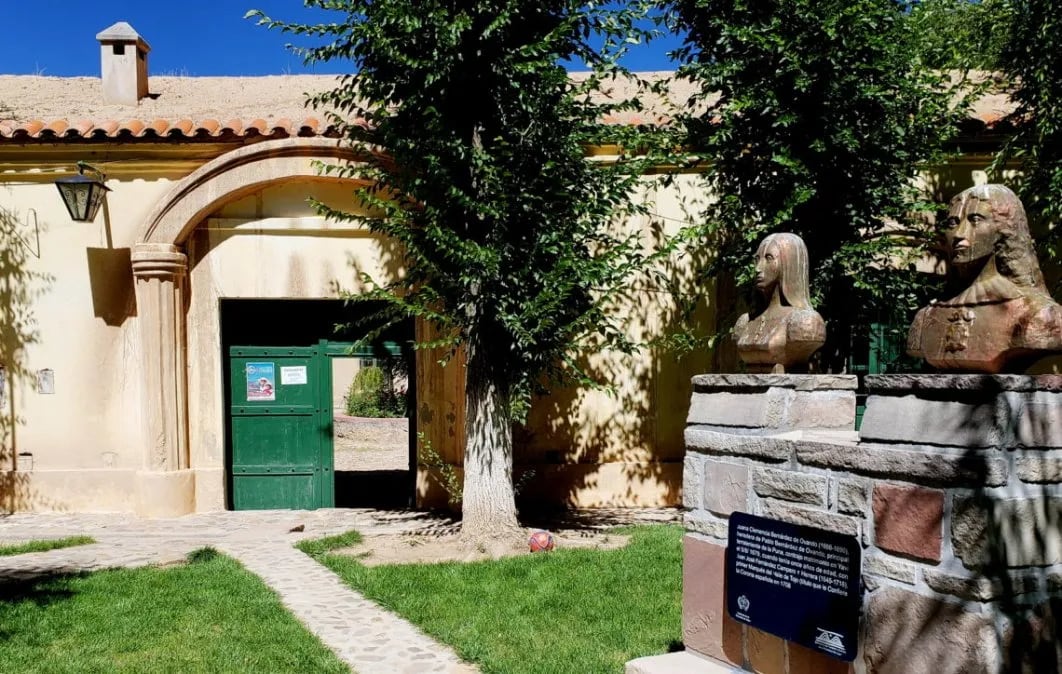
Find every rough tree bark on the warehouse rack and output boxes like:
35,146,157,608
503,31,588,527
459,326,521,545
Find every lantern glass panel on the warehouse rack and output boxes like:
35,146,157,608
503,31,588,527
55,174,109,222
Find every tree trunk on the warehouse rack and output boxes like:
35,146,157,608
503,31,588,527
460,328,521,545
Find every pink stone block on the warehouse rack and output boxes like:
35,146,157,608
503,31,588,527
682,535,743,666
872,482,944,562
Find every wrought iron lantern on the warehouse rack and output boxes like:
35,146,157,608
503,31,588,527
54,162,110,222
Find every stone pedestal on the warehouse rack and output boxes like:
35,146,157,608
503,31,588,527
676,375,857,673
663,372,1062,674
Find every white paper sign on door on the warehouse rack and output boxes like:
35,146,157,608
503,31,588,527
281,366,308,385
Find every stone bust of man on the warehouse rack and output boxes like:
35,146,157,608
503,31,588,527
907,184,1062,373
734,232,827,373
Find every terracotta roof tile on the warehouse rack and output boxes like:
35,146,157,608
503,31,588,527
0,71,1019,144
172,118,194,135
0,115,346,141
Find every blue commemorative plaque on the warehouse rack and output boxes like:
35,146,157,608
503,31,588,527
725,512,861,662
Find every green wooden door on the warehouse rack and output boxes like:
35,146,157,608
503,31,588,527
228,346,334,510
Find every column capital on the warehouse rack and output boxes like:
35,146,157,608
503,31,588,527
132,243,187,280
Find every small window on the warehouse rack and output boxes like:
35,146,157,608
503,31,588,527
113,44,126,56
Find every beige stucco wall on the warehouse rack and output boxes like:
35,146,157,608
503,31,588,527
0,177,178,511
0,141,1009,515
0,161,717,513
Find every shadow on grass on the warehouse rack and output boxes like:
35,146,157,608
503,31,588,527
0,573,81,610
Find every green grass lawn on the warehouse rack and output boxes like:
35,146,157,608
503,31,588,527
308,524,683,674
0,548,349,674
0,536,95,557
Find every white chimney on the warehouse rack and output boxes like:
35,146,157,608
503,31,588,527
96,22,151,106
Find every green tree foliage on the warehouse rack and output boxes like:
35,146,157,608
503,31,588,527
908,0,1011,70
344,365,406,418
667,0,964,370
248,2,661,539
993,0,1062,271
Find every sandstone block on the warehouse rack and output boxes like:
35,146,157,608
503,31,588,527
747,627,783,674
685,428,791,462
797,442,1008,487
865,373,1062,393
1016,401,1062,448
872,483,944,562
758,499,860,538
682,535,743,665
864,553,917,585
787,642,850,674
1000,597,1062,674
859,395,999,447
1016,456,1062,483
864,587,999,674
684,510,729,540
923,569,1037,602
687,390,783,427
684,454,705,510
692,374,858,391
836,479,868,516
703,461,749,517
752,468,826,506
787,390,856,431
952,496,1062,568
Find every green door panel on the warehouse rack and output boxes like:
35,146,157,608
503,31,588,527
232,475,317,510
228,347,332,510
231,413,320,472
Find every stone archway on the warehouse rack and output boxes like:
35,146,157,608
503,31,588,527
131,138,372,516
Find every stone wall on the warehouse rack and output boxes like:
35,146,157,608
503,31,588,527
680,374,1062,674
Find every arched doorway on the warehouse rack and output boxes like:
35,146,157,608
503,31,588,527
129,138,458,516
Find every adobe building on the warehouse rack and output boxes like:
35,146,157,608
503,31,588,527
0,24,1010,517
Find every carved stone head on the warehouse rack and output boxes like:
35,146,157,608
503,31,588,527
944,184,1047,291
907,184,1062,373
752,232,813,311
736,232,825,373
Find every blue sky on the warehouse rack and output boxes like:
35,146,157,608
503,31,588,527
1,2,680,77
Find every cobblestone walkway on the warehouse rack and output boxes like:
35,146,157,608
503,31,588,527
0,508,475,674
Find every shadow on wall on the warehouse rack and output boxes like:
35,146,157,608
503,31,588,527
514,187,717,513
0,204,54,513
85,247,135,327
868,380,1062,674
335,167,719,512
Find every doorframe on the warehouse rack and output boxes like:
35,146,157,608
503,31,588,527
321,339,418,509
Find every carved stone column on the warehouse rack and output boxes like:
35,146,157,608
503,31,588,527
132,243,193,516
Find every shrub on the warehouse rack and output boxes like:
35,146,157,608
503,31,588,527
344,365,406,418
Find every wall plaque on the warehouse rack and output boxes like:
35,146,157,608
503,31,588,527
726,511,861,661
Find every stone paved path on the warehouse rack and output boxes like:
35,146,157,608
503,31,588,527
0,508,475,674
0,507,679,673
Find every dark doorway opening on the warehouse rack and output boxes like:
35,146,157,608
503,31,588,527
220,299,415,510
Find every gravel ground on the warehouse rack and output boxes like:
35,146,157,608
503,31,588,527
334,416,409,472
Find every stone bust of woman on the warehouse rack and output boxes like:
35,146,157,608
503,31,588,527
734,232,827,373
907,184,1062,373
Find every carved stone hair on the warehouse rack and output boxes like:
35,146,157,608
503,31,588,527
756,232,812,310
952,184,1047,290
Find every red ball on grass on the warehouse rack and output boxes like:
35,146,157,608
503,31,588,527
528,530,555,552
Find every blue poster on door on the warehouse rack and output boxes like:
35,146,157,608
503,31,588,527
245,362,276,401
